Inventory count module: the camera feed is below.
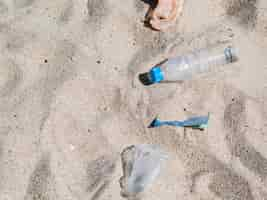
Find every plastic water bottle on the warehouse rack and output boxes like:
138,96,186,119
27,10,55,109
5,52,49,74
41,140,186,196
139,46,238,85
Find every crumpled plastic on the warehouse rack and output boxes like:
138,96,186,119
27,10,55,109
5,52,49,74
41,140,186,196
119,144,168,198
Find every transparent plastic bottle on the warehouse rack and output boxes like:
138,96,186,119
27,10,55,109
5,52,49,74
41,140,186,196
139,46,238,85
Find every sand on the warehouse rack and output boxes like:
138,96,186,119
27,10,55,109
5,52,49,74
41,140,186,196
0,0,266,199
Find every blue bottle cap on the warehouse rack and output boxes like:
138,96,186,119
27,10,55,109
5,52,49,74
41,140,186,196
149,67,164,84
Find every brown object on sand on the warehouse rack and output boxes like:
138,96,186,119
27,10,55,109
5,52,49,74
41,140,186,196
146,0,184,31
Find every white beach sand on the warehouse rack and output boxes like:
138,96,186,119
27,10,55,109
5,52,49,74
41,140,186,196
0,0,266,199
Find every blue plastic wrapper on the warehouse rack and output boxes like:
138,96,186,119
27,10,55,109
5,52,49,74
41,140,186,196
149,114,210,130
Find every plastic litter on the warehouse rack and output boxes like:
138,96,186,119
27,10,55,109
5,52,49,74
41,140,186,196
119,144,168,198
139,46,238,85
148,114,210,130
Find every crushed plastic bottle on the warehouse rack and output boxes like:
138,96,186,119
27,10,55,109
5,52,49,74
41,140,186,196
139,46,238,85
119,144,168,198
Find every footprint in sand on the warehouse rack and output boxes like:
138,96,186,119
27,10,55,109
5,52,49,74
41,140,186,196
224,0,258,27
24,153,57,200
223,87,267,179
184,146,254,200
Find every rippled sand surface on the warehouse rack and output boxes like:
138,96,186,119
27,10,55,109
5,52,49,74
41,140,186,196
0,0,266,199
